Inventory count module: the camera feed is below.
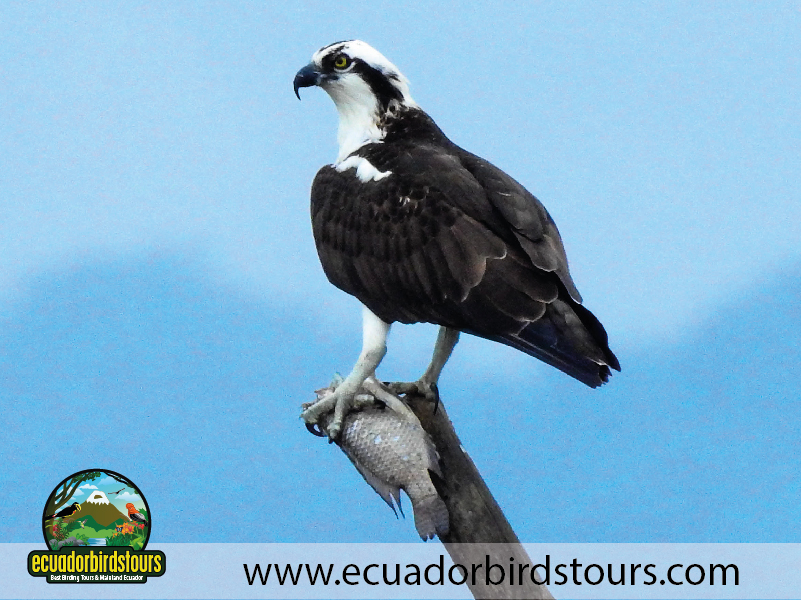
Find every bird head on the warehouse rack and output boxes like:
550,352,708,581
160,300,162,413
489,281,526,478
294,40,417,161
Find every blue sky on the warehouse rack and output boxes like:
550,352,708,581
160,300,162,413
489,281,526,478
2,2,800,545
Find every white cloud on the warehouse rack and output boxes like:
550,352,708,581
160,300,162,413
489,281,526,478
80,484,98,490
72,488,85,496
116,491,141,501
98,476,117,486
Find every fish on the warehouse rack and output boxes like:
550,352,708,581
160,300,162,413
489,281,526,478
305,376,450,541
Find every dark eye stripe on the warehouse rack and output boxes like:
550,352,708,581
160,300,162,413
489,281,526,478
352,59,404,111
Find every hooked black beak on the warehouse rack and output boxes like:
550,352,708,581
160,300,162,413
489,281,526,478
293,63,321,99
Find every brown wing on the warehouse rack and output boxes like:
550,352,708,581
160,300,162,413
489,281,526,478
311,143,619,386
456,149,583,303
311,148,509,324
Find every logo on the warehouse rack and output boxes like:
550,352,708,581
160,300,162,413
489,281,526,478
28,469,166,584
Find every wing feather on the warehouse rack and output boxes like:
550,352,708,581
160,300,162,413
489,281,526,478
408,250,438,303
310,137,618,386
457,151,583,303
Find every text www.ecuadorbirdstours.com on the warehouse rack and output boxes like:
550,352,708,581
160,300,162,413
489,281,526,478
242,553,740,592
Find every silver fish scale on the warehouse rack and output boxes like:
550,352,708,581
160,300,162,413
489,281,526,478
340,409,434,489
324,404,449,541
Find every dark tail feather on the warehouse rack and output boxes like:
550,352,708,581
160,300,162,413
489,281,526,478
571,302,621,372
476,301,620,388
412,494,450,541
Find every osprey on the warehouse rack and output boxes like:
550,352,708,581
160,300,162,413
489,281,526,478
295,41,619,437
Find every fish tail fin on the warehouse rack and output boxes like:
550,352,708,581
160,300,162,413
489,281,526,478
412,493,449,541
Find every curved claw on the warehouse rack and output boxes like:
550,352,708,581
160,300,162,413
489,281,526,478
429,382,441,414
306,422,326,437
301,384,357,440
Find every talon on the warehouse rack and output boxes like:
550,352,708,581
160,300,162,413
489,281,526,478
301,381,361,440
429,382,440,413
306,422,326,437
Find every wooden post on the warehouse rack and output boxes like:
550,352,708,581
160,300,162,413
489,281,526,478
406,393,555,600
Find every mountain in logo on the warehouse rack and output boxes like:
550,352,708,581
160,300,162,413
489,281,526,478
79,491,128,527
86,490,110,505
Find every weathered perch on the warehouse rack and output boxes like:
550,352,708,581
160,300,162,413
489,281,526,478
403,389,555,600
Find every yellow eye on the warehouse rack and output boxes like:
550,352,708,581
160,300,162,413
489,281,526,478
334,55,350,69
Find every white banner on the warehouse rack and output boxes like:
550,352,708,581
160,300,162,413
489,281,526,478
5,542,801,599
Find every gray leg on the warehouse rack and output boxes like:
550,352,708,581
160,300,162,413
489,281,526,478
389,326,460,400
302,306,390,438
420,326,460,387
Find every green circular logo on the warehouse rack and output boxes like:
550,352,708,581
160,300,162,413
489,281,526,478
42,469,151,552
